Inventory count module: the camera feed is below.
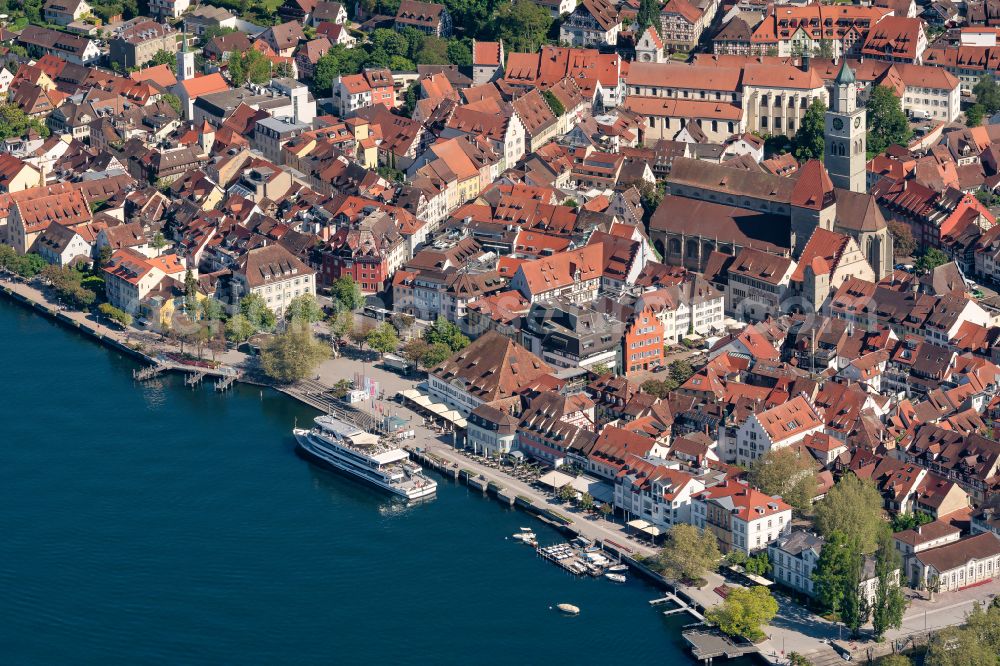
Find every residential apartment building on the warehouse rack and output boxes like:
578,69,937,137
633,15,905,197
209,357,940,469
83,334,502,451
724,248,796,322
735,396,825,466
560,0,621,48
692,480,792,554
233,244,317,316
110,19,179,70
614,455,705,530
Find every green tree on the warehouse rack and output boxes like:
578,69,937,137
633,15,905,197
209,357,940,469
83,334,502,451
866,85,912,156
239,292,277,332
151,232,167,256
745,552,771,577
748,448,818,514
926,625,1000,666
401,80,420,118
641,378,676,398
636,0,660,31
328,308,354,342
420,341,452,368
705,586,778,643
813,530,861,618
967,103,986,128
871,532,907,641
814,474,886,554
793,98,826,161
98,302,133,328
285,294,325,323
494,0,552,54
259,318,331,383
599,502,613,519
366,321,400,355
199,297,225,322
637,180,665,225
184,269,198,308
557,483,576,502
656,523,721,583
915,248,950,274
668,359,694,385
416,36,449,65
891,510,932,533
542,89,565,117
146,49,176,67
225,313,255,343
0,103,51,141
227,48,273,86
401,337,430,367
578,492,594,511
973,75,1000,115
446,38,472,66
330,275,364,313
423,316,469,352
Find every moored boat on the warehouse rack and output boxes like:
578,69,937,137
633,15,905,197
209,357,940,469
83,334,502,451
293,415,436,500
556,603,580,615
604,573,626,583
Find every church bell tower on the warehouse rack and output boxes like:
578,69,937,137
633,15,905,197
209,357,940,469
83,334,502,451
824,61,866,193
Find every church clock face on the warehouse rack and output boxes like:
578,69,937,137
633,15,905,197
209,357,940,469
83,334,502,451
832,118,844,131
854,116,862,128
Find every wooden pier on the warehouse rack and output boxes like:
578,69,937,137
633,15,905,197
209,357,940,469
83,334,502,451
133,364,166,381
215,374,238,392
650,593,705,620
185,371,207,387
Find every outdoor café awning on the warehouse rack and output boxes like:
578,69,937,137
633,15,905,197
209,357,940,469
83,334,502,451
410,394,432,408
426,402,448,415
641,525,663,537
440,409,463,422
398,389,421,400
627,519,652,530
453,418,467,429
538,470,576,490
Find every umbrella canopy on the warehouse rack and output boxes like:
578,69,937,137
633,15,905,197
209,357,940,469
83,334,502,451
627,518,651,530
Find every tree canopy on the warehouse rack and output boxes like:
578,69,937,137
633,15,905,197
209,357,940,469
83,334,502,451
915,248,950,274
260,318,331,383
227,48,273,86
656,523,720,584
973,75,1000,116
705,586,779,643
366,321,400,355
285,294,325,323
866,86,912,157
239,293,277,332
0,104,50,141
813,474,886,554
793,99,826,161
330,276,364,313
747,448,817,514
423,316,469,352
871,531,907,640
493,0,552,54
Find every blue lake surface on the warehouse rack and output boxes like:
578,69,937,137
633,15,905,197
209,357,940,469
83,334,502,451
0,299,751,664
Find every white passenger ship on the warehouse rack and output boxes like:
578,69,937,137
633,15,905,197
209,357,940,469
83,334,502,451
293,415,437,500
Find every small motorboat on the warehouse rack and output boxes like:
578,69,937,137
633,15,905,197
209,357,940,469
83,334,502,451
605,573,626,583
607,564,628,573
556,603,580,616
512,531,536,541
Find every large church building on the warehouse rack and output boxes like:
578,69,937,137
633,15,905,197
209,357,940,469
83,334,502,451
650,62,893,284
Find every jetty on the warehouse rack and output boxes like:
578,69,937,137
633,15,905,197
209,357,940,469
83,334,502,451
650,593,704,620
682,626,758,662
185,371,207,387
133,364,166,381
215,374,238,392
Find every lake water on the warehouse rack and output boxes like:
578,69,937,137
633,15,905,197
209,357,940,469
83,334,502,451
0,299,752,664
